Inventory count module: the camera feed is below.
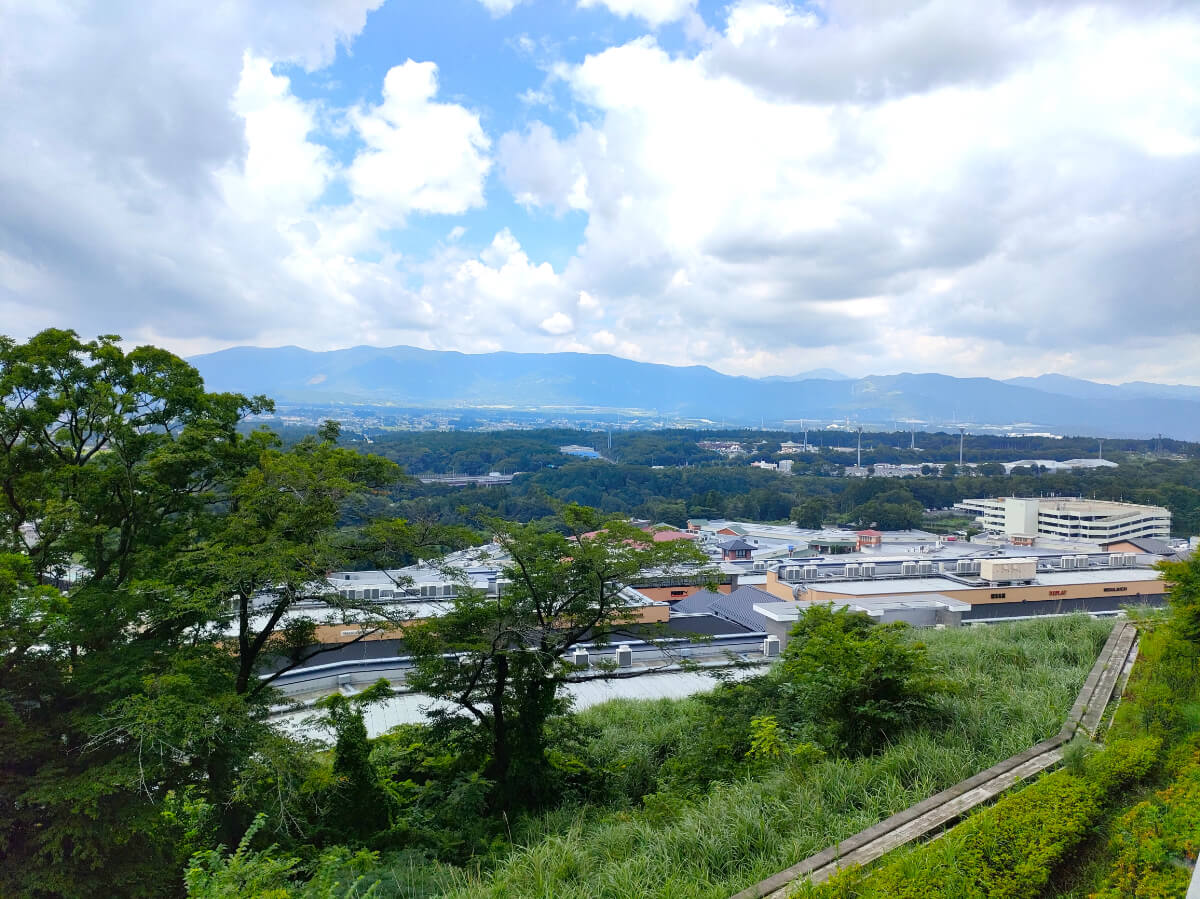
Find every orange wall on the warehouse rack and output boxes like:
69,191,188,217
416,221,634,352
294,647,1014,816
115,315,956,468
638,584,732,602
806,575,1164,607
1100,541,1145,554
762,571,797,601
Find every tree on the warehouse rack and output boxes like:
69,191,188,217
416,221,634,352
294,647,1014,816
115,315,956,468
1157,553,1200,650
403,505,708,811
0,329,270,898
792,496,830,529
315,680,396,840
852,488,926,530
99,430,471,848
779,604,949,754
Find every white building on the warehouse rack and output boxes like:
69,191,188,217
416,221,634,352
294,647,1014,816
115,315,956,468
1001,458,1118,474
955,497,1171,543
779,441,813,454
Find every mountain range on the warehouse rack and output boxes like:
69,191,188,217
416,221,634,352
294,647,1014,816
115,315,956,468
188,345,1200,440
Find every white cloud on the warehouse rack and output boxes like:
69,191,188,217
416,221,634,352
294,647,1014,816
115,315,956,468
3,0,1200,386
540,312,575,335
477,0,525,16
347,61,492,226
496,1,1200,381
224,55,334,214
578,0,697,27
725,1,803,47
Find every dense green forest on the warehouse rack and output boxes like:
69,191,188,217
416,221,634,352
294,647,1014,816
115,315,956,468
338,426,1195,476
4,331,1200,899
309,427,1200,537
364,454,1200,537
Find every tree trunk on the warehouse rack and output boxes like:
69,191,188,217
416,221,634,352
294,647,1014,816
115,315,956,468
207,748,245,849
485,653,511,810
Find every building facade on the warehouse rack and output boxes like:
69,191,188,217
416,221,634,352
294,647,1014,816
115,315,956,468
955,497,1171,542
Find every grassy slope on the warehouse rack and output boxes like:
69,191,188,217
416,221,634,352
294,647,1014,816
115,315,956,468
436,616,1112,899
1048,616,1200,898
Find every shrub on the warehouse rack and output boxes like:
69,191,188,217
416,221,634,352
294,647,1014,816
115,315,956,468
778,605,953,755
802,737,1160,899
1089,742,1200,899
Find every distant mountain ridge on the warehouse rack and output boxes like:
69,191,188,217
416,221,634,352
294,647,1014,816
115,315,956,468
188,345,1200,440
1006,374,1200,403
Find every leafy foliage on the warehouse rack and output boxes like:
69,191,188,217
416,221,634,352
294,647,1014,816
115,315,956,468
804,737,1160,899
403,504,709,812
778,605,951,754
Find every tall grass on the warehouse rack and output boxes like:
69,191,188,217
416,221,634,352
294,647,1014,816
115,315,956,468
435,615,1112,899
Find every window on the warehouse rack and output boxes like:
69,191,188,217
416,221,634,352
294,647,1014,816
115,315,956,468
670,589,688,597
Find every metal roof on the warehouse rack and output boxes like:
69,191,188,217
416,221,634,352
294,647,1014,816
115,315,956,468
811,567,1163,597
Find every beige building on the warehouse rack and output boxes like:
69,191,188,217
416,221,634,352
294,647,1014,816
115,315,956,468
955,497,1171,543
759,566,1165,623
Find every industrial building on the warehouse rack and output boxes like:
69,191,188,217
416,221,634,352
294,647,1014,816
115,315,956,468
245,514,1182,659
656,545,1169,646
955,497,1171,542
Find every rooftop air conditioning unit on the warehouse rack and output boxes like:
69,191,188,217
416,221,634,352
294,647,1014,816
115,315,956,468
860,563,876,578
1108,553,1123,567
753,561,767,572
495,578,512,597
901,561,919,576
1123,553,1137,567
1075,554,1090,568
844,564,862,578
803,565,820,580
1060,555,1076,569
917,561,934,575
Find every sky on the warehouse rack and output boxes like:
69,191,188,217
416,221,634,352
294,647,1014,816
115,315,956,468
1,0,1198,383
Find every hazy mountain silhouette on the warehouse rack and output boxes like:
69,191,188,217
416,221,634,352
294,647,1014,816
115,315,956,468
189,345,1200,439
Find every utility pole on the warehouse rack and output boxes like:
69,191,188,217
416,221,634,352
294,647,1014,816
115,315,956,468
959,426,966,467
857,426,863,468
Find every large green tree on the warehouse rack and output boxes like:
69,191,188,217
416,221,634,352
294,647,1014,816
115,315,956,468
0,331,466,894
403,506,708,812
0,329,270,897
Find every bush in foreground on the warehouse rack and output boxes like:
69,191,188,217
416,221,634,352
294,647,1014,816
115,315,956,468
802,737,1160,899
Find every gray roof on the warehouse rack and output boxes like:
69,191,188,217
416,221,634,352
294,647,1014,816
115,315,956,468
710,587,784,631
670,585,778,631
669,588,725,615
720,537,755,551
